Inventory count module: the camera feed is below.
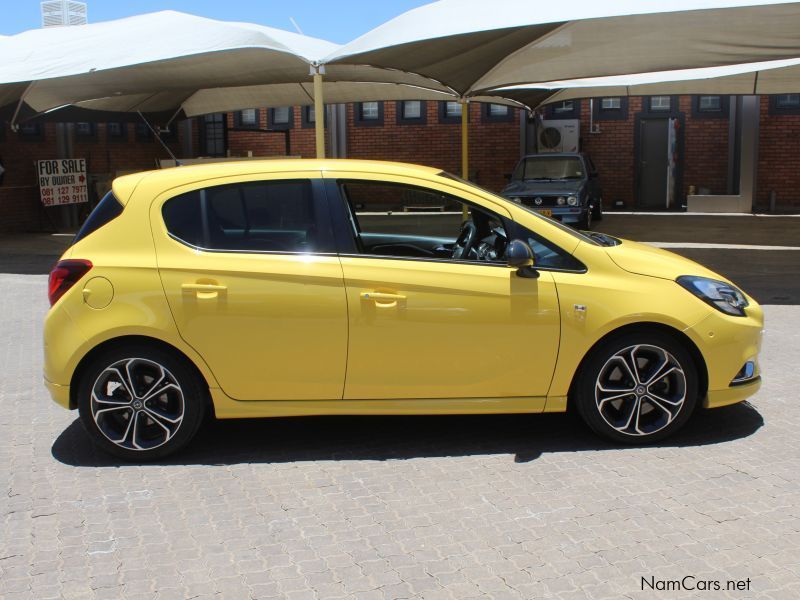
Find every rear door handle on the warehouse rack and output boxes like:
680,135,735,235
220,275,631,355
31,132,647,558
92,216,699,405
182,283,227,292
182,283,227,299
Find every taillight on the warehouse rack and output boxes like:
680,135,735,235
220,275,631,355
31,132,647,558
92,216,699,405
48,259,93,306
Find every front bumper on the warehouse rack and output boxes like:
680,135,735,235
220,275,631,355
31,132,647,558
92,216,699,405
704,377,761,409
44,377,71,409
525,206,585,224
685,302,764,409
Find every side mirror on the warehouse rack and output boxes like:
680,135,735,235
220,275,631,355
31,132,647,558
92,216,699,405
506,239,539,278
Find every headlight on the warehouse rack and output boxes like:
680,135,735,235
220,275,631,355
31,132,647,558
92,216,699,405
567,195,578,206
676,275,749,317
556,196,566,205
509,196,522,203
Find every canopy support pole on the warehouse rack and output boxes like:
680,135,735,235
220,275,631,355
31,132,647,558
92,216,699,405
461,98,469,220
10,82,34,132
312,65,326,159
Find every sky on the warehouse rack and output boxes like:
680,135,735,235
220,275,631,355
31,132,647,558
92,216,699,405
1,0,432,42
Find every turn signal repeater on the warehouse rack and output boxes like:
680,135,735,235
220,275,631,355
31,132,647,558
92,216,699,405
48,259,93,306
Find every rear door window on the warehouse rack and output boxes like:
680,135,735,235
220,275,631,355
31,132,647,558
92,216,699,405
162,179,332,253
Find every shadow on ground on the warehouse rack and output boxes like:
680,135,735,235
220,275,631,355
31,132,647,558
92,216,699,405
52,402,764,467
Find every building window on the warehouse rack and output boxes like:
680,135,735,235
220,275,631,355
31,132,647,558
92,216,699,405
482,103,514,123
691,95,729,119
544,100,581,119
776,94,800,109
649,96,672,112
135,122,154,141
438,101,463,124
594,97,628,121
159,123,179,142
698,96,721,112
75,122,96,140
234,109,260,129
396,100,427,125
354,101,384,126
18,121,44,141
269,107,294,130
770,94,800,115
106,122,127,141
601,97,621,110
301,105,326,128
202,113,227,157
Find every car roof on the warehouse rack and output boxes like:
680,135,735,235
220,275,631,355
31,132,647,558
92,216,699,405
112,159,443,205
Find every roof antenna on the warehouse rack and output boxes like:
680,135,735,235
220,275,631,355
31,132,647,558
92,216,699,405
289,17,304,34
137,111,183,167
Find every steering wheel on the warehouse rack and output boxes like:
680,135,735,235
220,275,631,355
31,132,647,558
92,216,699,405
452,220,478,260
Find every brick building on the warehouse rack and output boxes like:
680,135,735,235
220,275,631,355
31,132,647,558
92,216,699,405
2,94,799,233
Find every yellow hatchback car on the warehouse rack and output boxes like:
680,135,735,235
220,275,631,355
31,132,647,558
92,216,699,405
44,160,763,459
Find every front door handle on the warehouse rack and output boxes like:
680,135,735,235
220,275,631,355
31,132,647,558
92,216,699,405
360,291,407,307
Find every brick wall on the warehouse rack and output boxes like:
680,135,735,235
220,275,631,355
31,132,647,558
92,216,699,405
345,102,520,193
756,96,800,211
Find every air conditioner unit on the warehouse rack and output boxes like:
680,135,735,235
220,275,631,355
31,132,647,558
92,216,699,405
537,119,580,153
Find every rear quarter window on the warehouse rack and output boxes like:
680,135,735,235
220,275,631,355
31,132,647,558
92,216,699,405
72,191,123,245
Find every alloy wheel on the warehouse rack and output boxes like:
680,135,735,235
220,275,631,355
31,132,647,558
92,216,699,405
90,358,185,451
594,344,687,436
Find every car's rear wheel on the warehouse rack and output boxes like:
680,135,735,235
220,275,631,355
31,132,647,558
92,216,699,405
577,207,592,230
77,345,206,460
574,333,698,444
592,197,603,221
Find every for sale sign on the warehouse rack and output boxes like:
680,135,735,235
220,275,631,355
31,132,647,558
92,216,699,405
37,159,88,206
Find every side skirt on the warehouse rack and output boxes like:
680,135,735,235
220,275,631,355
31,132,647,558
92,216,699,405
210,390,552,419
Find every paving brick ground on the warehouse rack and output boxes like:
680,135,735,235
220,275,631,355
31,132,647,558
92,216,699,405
1,273,798,599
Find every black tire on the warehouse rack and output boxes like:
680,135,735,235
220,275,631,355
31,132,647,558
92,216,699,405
577,207,592,230
77,344,206,461
573,332,698,445
592,197,603,221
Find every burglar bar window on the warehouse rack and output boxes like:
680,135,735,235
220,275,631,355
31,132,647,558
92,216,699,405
107,122,126,141
18,122,43,140
698,96,722,112
489,104,508,117
544,99,581,119
776,94,800,109
403,101,422,119
75,122,96,140
445,102,462,118
355,102,384,126
649,96,672,111
269,107,294,130
235,109,259,128
203,113,226,156
397,101,426,125
595,97,628,120
360,102,380,120
601,97,621,110
483,103,514,123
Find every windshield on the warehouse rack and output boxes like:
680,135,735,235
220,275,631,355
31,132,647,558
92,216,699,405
438,172,600,246
512,156,584,181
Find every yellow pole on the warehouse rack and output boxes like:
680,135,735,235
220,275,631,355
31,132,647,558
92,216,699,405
313,69,325,159
461,99,469,220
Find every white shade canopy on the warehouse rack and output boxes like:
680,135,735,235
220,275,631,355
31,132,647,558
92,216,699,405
497,58,800,107
326,0,800,96
0,10,455,115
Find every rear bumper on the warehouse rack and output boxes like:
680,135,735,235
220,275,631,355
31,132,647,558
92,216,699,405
44,377,71,410
704,377,761,409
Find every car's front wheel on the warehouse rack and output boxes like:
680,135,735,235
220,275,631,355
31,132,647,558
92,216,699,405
574,333,698,444
77,345,206,460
